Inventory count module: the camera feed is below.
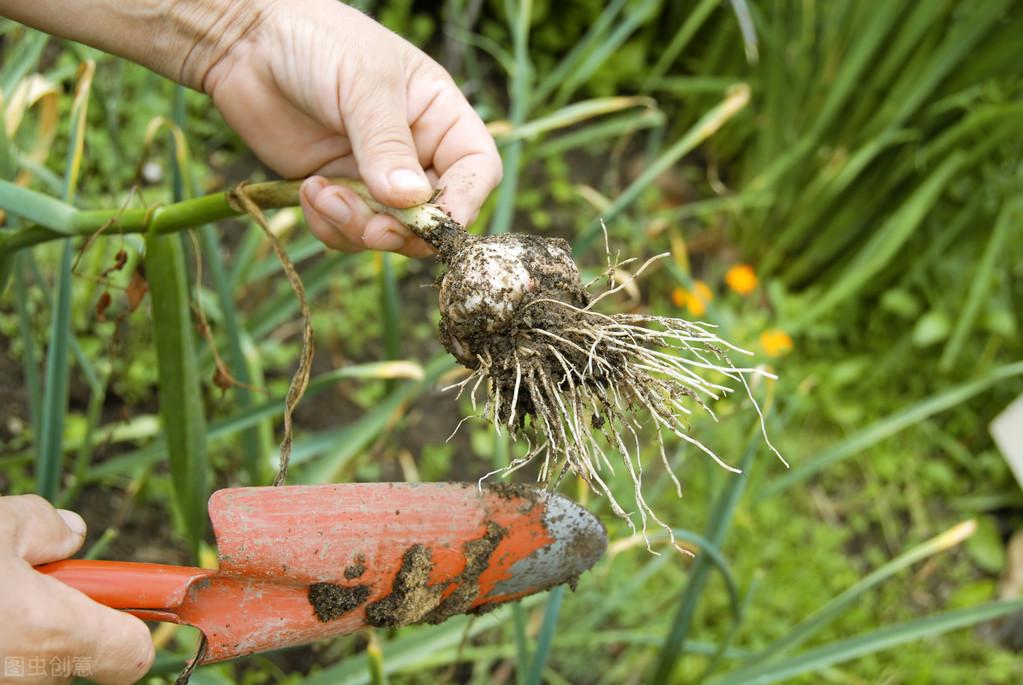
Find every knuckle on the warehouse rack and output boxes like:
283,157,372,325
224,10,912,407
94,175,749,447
358,125,415,162
16,493,51,513
341,62,402,114
0,494,50,538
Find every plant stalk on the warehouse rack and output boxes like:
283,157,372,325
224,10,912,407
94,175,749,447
0,178,464,253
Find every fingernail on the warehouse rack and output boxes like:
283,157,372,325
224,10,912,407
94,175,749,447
388,169,431,196
301,176,327,201
58,509,86,537
364,227,407,252
319,192,352,229
303,176,327,192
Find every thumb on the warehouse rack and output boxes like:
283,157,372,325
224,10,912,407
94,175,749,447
0,494,86,565
342,80,432,208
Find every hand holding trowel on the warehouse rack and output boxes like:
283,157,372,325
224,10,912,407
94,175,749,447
36,483,605,664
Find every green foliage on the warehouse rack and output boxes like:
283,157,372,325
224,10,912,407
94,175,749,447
145,229,208,560
1,1,1022,684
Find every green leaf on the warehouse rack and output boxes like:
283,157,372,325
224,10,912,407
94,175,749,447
300,594,546,685
552,0,660,106
297,356,454,484
489,0,534,236
912,310,951,348
199,223,267,484
11,255,40,426
575,84,750,251
378,252,403,362
525,585,565,685
498,96,657,144
651,429,761,684
966,517,1005,575
709,599,1023,685
0,30,48,95
532,0,628,105
145,230,208,560
643,0,719,89
0,179,76,233
743,520,976,666
762,361,1023,497
35,242,72,500
81,361,425,482
791,151,965,329
367,632,389,685
513,603,530,685
940,199,1023,370
36,60,94,501
0,248,13,296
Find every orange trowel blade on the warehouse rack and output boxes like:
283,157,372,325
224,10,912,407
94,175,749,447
178,482,603,662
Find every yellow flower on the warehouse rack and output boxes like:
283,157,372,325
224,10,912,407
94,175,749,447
673,281,712,317
760,328,793,357
725,263,758,295
671,287,687,308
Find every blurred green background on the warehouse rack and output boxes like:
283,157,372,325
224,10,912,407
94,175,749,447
1,0,1022,683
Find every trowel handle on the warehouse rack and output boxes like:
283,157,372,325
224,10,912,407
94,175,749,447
36,559,216,611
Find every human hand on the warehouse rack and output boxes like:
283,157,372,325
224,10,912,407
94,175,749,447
202,0,503,257
0,495,154,685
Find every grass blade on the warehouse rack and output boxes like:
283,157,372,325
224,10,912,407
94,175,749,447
790,151,965,328
301,595,546,685
36,60,94,500
513,603,530,685
553,0,660,107
0,250,12,294
378,252,403,362
180,92,267,483
493,96,656,144
575,84,750,251
199,223,267,484
643,0,719,89
81,361,424,481
298,356,453,483
249,253,351,338
367,631,389,685
34,257,69,495
148,95,209,558
145,230,208,559
939,198,1023,370
746,520,976,666
0,179,76,232
880,0,1011,134
651,429,761,684
12,255,41,427
489,0,533,235
709,599,1023,685
532,108,665,160
0,30,48,95
525,586,565,685
728,0,758,63
763,361,1023,497
609,527,741,624
806,0,905,141
531,0,628,105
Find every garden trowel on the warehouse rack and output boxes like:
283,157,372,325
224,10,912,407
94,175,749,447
36,483,606,663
